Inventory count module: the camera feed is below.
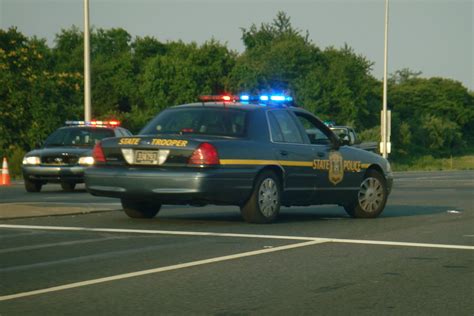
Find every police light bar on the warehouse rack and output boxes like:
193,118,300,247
199,95,235,102
65,120,121,127
198,94,294,105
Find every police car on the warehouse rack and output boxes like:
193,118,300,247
85,95,393,223
22,120,132,192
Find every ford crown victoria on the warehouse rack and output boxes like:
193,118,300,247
22,121,131,192
85,95,393,223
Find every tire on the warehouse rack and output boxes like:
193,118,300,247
344,169,388,218
61,182,76,192
24,179,42,192
121,199,161,219
240,170,281,224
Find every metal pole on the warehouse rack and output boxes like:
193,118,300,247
84,0,91,121
381,0,389,158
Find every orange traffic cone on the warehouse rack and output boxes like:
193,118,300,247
1,157,11,186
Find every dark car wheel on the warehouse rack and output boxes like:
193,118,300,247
24,179,42,193
240,170,281,224
344,169,388,218
121,199,162,219
61,182,76,192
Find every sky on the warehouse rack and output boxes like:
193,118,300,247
1,0,473,90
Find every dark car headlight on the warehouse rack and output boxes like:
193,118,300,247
78,156,95,165
22,156,41,165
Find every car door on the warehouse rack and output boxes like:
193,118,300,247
266,109,314,205
291,111,358,204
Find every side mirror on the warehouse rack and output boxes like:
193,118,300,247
339,133,351,146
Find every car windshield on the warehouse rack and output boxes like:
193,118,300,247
140,108,247,137
44,127,115,147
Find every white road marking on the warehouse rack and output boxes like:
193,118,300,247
1,202,120,206
0,231,44,239
0,240,324,301
0,236,123,254
1,224,473,250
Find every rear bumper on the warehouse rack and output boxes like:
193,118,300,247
85,166,257,205
22,165,86,183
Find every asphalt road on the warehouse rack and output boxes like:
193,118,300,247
0,171,473,315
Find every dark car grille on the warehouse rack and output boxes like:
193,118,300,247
42,155,79,165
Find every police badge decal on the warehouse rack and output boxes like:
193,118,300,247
328,151,344,185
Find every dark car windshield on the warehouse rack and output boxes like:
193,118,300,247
44,127,115,147
140,108,247,137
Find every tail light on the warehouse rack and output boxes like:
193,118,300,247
92,142,106,162
188,143,219,165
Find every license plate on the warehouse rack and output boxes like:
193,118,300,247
134,150,169,165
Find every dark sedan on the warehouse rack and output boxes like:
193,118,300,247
85,96,393,223
22,121,132,192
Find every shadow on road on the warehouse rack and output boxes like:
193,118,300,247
151,204,451,225
381,205,453,217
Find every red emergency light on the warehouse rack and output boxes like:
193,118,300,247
199,95,235,102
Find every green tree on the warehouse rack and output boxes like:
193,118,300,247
389,76,474,155
231,12,377,130
231,12,322,95
0,27,82,154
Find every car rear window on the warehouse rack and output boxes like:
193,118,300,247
140,108,247,137
44,127,115,147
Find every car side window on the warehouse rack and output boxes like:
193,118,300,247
268,112,284,142
268,110,304,144
293,112,331,145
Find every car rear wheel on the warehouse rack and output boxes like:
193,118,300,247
121,199,162,219
344,169,387,218
24,179,42,193
61,182,76,192
240,170,281,224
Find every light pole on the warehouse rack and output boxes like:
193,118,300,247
84,0,91,121
381,0,391,158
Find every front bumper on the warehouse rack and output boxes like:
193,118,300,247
22,165,87,183
85,166,257,205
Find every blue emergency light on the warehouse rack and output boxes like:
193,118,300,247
239,94,293,104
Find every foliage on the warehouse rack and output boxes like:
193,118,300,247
358,126,380,143
0,27,82,156
391,154,474,171
388,76,473,157
231,12,379,129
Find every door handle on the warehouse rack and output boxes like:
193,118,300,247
317,152,325,158
280,150,289,156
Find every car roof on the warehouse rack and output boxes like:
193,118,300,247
169,102,295,111
57,125,122,130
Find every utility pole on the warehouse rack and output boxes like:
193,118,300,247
84,0,91,121
381,0,391,158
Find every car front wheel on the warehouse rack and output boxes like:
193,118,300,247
61,182,76,192
344,169,388,218
24,179,42,192
240,170,281,224
121,199,162,219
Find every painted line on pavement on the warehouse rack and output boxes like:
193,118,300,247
0,236,124,254
1,224,473,250
0,239,324,301
1,202,120,206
